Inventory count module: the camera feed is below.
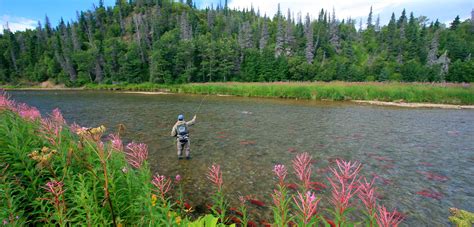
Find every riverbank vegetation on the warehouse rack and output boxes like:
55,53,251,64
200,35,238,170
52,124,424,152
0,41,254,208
84,82,474,105
1,1,473,86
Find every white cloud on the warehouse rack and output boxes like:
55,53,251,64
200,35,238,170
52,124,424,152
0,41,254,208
0,15,37,34
229,0,411,21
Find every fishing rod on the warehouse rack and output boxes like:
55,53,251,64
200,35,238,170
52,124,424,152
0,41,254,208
193,94,209,116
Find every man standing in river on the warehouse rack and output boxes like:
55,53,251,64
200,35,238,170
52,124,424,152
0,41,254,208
171,114,196,160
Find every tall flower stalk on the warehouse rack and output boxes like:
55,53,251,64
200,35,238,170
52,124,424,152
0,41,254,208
271,164,291,226
125,142,148,169
16,103,41,121
237,196,249,227
327,159,361,225
43,180,67,226
95,141,117,227
0,91,41,121
292,152,312,190
0,90,14,110
207,164,228,223
292,191,320,226
151,174,172,203
174,174,187,215
358,177,377,226
108,133,123,152
39,108,66,147
376,205,405,227
273,164,287,187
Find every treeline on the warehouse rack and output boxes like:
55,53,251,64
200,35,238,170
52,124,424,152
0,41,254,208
0,0,473,85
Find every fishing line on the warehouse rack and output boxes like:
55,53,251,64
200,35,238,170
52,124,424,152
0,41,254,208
193,94,209,116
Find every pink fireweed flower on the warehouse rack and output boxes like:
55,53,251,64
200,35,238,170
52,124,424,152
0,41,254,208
292,191,320,225
271,189,283,207
43,180,66,210
273,164,287,186
40,118,63,146
152,174,172,200
376,205,405,227
69,122,82,134
16,103,41,121
108,134,123,151
44,180,66,196
239,195,247,205
0,90,15,110
51,108,66,125
125,142,148,168
175,174,182,183
358,177,377,215
207,164,223,191
334,159,362,181
292,152,313,189
327,159,361,215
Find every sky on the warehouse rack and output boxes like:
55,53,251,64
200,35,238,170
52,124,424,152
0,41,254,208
1,0,473,34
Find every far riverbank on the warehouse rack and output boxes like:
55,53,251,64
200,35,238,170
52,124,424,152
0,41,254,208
3,81,474,108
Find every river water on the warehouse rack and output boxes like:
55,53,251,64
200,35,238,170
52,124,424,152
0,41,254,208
10,90,474,226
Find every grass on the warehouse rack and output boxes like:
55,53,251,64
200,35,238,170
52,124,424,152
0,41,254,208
83,82,474,105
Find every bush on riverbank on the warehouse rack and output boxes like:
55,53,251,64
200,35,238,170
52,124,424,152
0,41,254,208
0,92,197,226
84,82,474,105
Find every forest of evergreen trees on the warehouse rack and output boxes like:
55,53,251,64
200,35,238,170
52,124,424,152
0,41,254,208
1,0,473,86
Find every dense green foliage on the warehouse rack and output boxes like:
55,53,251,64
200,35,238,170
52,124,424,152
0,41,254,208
449,208,474,227
0,0,473,85
85,82,474,104
0,110,190,225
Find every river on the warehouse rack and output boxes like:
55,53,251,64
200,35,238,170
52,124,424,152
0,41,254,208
10,90,474,226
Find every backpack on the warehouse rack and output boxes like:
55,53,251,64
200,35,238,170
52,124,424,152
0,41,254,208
176,123,189,143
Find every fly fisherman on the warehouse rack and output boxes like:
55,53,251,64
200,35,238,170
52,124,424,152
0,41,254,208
171,114,196,160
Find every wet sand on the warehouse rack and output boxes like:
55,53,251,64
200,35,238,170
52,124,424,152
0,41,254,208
352,100,474,109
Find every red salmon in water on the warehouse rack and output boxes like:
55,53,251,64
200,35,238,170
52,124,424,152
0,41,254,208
206,204,222,214
184,202,191,209
416,189,443,200
324,217,336,227
228,216,241,224
288,147,297,153
175,201,192,209
327,220,336,227
249,199,265,207
259,220,272,227
316,166,331,174
328,157,343,164
286,183,299,190
316,144,326,148
229,207,243,217
247,220,258,227
352,133,364,139
419,162,434,167
416,171,449,182
381,164,395,169
371,173,393,185
239,140,257,145
309,181,327,190
373,156,394,162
